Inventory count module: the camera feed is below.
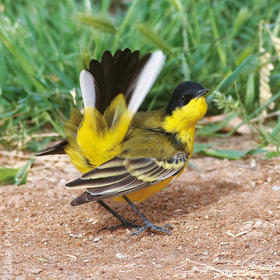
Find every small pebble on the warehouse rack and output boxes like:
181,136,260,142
115,252,127,259
93,236,102,242
250,159,256,169
66,254,77,260
254,220,263,228
267,177,272,182
249,181,256,188
272,185,280,191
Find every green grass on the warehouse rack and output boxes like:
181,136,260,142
0,0,280,152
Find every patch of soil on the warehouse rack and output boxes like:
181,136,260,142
1,136,280,279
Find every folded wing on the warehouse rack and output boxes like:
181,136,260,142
67,152,187,204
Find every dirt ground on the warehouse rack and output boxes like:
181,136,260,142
1,135,280,279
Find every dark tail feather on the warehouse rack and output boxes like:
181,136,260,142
71,191,96,206
89,48,151,114
36,139,68,156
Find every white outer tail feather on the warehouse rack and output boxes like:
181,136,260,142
79,70,96,108
79,50,165,111
128,50,165,113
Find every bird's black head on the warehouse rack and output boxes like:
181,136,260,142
166,81,209,115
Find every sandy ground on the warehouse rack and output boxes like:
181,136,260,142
1,136,280,279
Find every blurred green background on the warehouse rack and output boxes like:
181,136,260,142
0,0,280,155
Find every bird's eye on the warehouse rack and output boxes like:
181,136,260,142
180,96,185,102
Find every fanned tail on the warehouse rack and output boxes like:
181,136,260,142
37,49,165,172
89,48,152,113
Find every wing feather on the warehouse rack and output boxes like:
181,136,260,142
66,152,187,200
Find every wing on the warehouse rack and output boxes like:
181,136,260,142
66,152,188,204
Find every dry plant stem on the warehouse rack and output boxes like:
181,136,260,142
250,110,280,123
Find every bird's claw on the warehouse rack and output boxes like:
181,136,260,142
129,223,172,238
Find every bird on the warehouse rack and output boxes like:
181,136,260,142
37,48,209,236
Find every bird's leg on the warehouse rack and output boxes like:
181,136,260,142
122,195,172,237
97,200,141,232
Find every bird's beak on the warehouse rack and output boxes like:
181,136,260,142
197,88,210,98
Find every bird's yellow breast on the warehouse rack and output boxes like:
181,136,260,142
162,96,207,156
162,97,207,133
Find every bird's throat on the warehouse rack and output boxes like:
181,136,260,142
175,126,196,155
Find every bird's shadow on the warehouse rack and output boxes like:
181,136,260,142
68,176,243,235
106,179,241,223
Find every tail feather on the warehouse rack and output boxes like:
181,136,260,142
89,48,152,113
36,139,68,156
127,50,165,113
79,70,96,108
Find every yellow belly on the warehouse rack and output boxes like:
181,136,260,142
113,177,174,203
113,163,187,203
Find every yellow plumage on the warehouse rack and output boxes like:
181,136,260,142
74,94,133,171
64,92,207,202
64,95,133,173
37,49,209,235
114,177,174,202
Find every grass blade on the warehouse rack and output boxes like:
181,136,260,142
0,167,19,185
228,91,280,135
15,158,34,185
217,53,259,92
112,0,139,51
78,14,117,34
209,6,227,68
136,23,173,55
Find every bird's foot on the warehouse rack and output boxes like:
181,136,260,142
130,222,172,238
